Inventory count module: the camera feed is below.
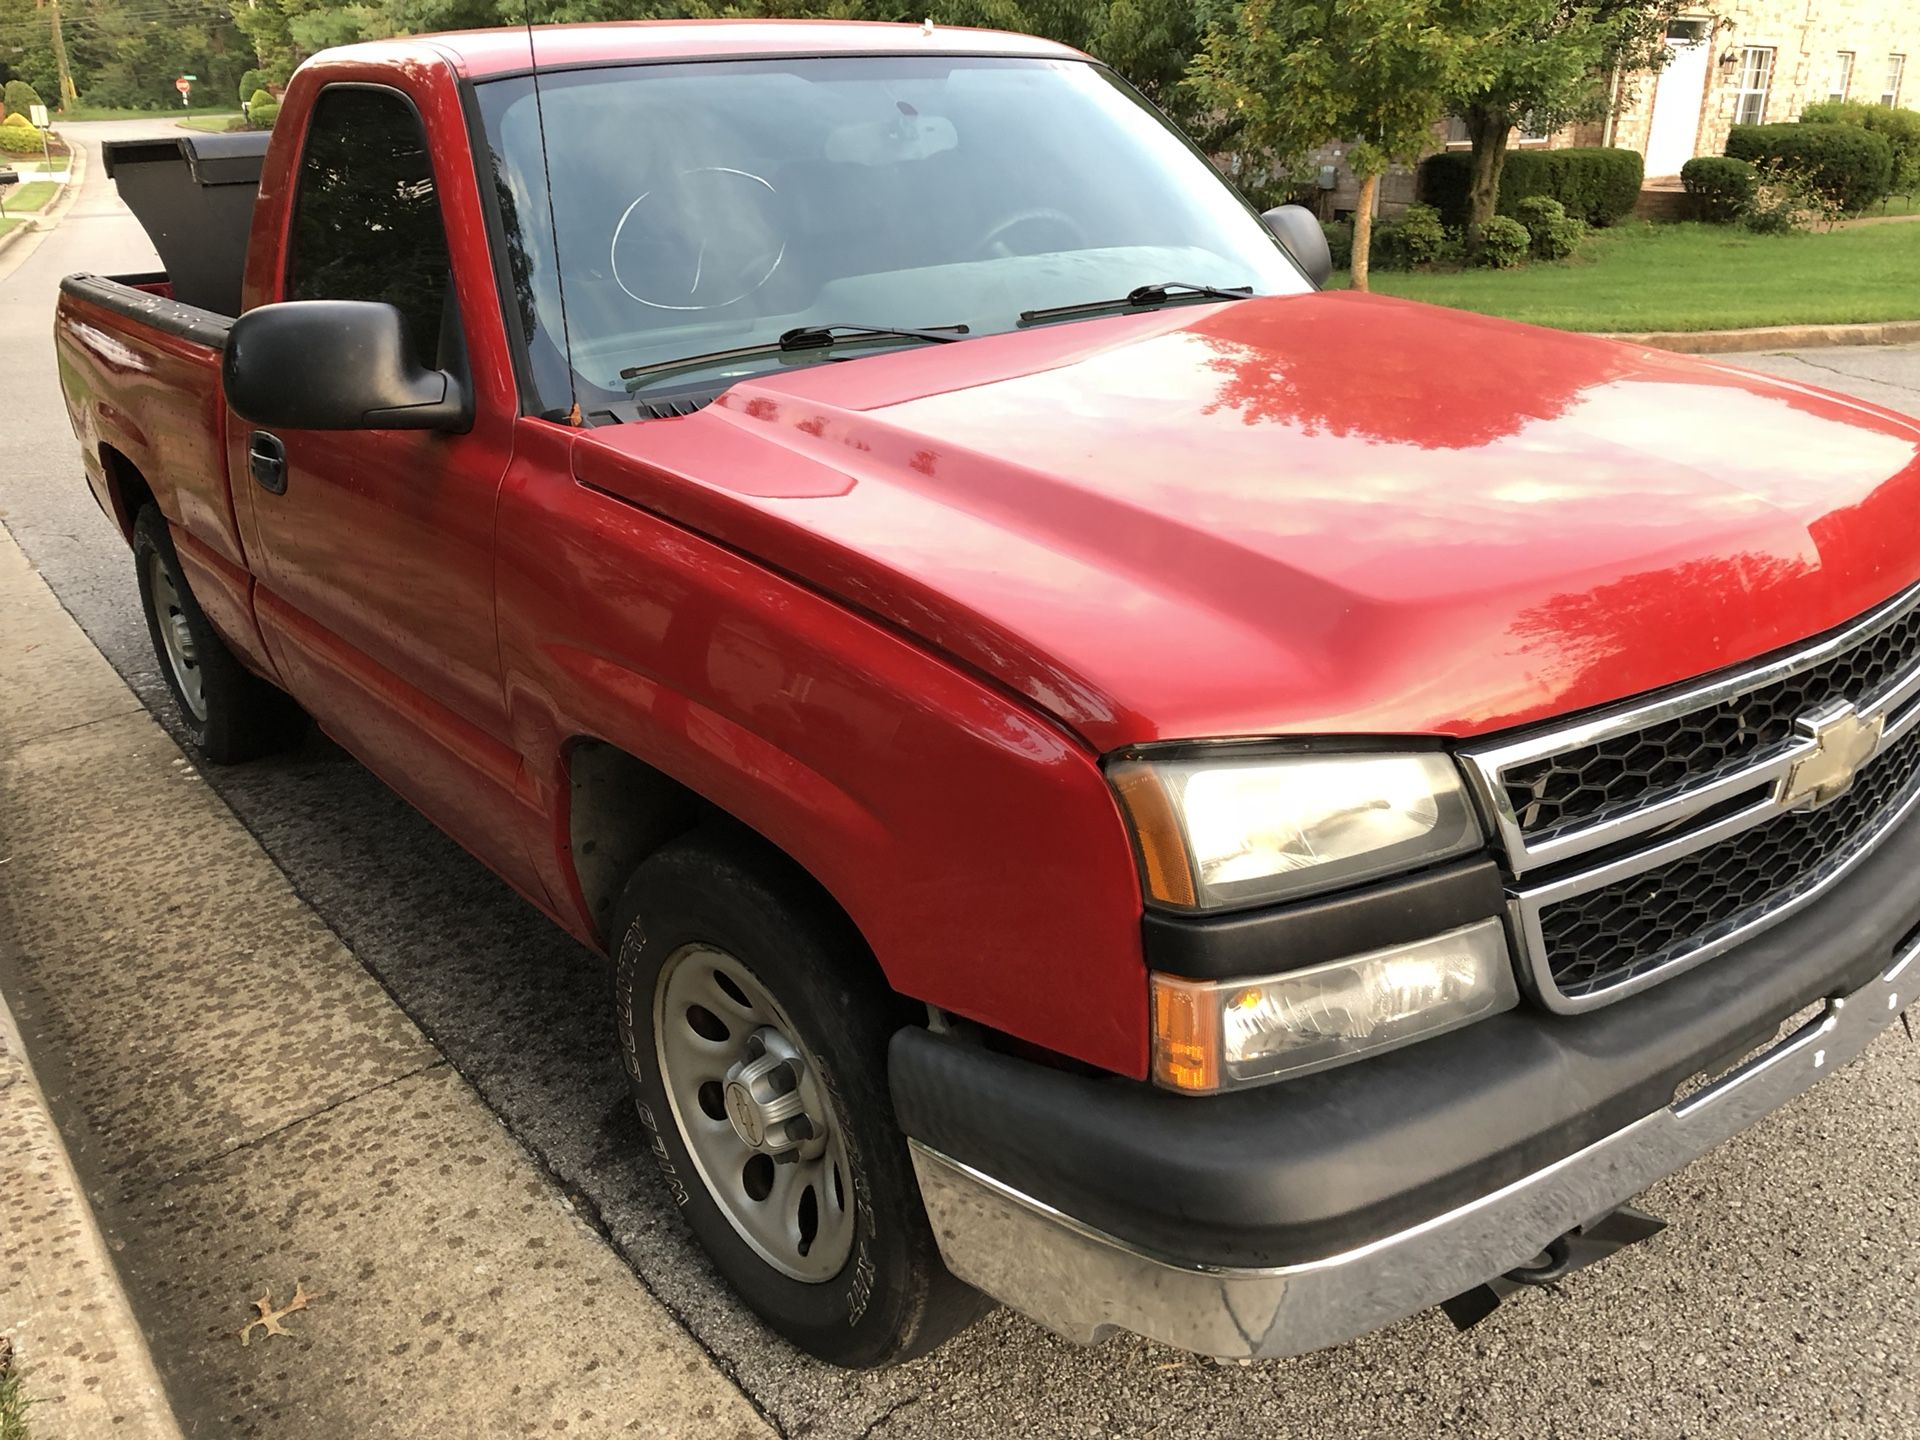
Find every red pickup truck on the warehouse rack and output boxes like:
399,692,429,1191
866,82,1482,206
56,21,1920,1370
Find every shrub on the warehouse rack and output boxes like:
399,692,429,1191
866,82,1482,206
2,80,42,120
248,97,280,131
1473,215,1530,267
1510,195,1586,260
0,111,31,128
1680,156,1757,222
1725,122,1893,212
239,69,273,107
1801,99,1920,198
0,120,44,155
1320,218,1352,270
1419,147,1643,229
1372,202,1448,270
1742,161,1842,234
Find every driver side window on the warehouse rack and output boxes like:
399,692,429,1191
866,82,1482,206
287,86,455,369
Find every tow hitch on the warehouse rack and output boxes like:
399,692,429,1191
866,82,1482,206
1439,1205,1667,1332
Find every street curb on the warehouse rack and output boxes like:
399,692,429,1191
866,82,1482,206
1,938,187,1440
1602,320,1920,354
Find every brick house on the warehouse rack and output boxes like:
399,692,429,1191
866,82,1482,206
1308,0,1917,220
1571,1,1918,177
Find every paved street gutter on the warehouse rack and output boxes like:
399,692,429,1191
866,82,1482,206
0,525,773,1440
1603,319,1920,353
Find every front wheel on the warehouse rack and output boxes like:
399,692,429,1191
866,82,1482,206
611,829,985,1367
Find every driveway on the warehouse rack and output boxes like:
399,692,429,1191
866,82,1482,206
4,130,1920,1437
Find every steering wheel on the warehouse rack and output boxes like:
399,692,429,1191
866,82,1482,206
977,207,1090,259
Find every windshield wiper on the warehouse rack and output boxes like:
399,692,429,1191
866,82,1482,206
621,323,969,393
1018,282,1253,327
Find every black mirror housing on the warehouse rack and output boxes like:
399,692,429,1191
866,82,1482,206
223,300,471,432
1261,204,1333,289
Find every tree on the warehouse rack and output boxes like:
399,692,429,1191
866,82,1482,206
1444,0,1680,245
1192,0,1472,291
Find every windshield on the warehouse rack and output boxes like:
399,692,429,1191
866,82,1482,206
474,56,1309,416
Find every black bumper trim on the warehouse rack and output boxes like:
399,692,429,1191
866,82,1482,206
1141,857,1506,979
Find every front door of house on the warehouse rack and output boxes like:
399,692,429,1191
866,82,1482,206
1646,20,1711,177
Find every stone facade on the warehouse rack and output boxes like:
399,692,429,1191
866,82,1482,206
1572,1,1918,173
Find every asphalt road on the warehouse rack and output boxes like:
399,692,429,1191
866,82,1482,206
5,122,1920,1439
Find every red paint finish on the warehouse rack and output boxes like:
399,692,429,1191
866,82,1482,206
52,25,1920,1080
585,292,1920,752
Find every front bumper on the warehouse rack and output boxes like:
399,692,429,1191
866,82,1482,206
909,931,1918,1358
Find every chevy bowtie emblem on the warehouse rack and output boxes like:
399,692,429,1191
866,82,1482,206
1780,702,1885,810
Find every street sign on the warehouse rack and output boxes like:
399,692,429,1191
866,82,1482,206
29,104,48,128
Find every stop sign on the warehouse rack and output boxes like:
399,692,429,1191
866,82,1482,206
175,77,191,94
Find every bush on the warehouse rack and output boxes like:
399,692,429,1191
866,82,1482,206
239,69,273,108
248,97,280,131
1371,202,1448,270
1680,156,1757,222
1801,99,1920,198
2,80,42,120
1725,122,1894,212
1419,146,1643,229
0,120,44,155
1473,215,1531,267
1510,195,1586,260
1742,161,1842,234
1320,218,1352,270
0,111,31,128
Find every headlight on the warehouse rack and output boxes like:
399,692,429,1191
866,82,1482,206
1151,920,1517,1092
1109,750,1483,910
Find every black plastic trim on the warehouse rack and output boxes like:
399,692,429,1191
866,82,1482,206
1142,858,1506,980
891,803,1920,1270
59,273,232,352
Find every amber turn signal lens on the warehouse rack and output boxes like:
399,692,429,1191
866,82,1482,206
1150,978,1221,1092
1110,763,1197,908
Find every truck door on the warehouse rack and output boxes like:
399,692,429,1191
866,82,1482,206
243,83,537,895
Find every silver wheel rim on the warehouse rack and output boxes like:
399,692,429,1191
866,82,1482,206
147,550,207,722
653,944,855,1282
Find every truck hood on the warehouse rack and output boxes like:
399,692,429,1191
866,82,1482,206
573,291,1920,752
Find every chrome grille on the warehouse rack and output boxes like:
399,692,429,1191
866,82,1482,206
1503,599,1920,841
1463,579,1920,1012
1537,727,1920,998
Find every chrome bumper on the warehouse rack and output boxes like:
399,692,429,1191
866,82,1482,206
910,933,1920,1360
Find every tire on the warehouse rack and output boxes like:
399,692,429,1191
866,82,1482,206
133,505,301,764
612,827,986,1367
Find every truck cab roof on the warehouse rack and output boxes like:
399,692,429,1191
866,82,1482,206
318,19,1085,80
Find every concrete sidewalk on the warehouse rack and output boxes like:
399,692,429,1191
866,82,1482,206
0,524,773,1439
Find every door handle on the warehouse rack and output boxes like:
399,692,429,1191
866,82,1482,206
248,431,288,495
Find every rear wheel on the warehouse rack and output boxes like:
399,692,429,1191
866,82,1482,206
133,505,301,763
612,828,985,1367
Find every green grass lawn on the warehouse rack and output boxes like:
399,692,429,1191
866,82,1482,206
1,181,57,213
1337,218,1920,332
178,114,246,133
0,216,18,240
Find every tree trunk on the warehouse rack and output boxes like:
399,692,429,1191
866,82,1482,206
1350,171,1378,293
1464,103,1510,255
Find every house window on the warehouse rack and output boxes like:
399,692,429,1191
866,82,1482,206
1885,55,1906,107
1443,115,1470,145
1734,47,1775,125
1829,51,1854,103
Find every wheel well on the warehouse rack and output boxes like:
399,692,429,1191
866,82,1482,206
566,740,715,944
101,446,155,542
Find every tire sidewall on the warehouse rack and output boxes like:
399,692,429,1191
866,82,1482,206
612,848,935,1367
132,507,213,752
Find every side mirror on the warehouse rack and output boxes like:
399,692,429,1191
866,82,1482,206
223,300,470,432
1261,204,1332,288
